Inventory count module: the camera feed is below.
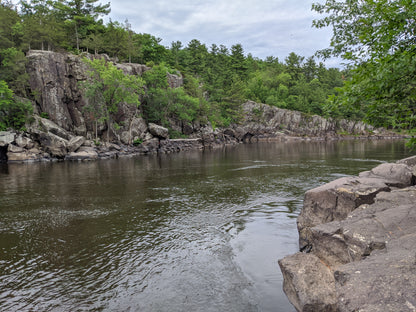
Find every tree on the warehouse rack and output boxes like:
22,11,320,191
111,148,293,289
303,56,318,83
0,47,29,96
54,0,110,52
230,43,248,79
285,52,304,83
312,0,416,136
132,33,166,64
103,20,128,59
80,58,144,141
20,0,63,51
0,80,33,131
0,2,22,50
185,39,208,75
312,0,416,62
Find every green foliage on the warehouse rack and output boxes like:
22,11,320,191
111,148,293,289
0,80,33,131
133,138,143,146
80,57,144,140
142,63,206,126
0,3,22,49
313,0,416,145
53,0,110,51
0,47,29,96
40,112,49,119
312,0,415,62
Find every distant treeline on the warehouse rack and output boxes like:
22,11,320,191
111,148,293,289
1,0,346,133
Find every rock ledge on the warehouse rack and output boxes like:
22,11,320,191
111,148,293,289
279,155,416,312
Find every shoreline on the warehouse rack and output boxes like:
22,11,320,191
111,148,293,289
0,128,408,164
279,155,416,312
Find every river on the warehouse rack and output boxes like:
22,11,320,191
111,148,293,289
0,139,412,312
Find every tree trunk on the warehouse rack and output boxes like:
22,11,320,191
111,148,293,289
75,24,80,52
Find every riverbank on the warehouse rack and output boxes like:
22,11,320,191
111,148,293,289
0,126,406,164
279,155,416,312
0,101,407,164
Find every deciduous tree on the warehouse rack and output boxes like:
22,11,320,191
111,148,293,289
313,0,416,136
80,58,144,141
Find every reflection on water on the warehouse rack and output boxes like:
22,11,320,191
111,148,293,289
0,140,412,311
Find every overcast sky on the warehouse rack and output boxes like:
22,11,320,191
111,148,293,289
100,0,338,67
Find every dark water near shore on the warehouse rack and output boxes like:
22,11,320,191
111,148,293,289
0,140,412,312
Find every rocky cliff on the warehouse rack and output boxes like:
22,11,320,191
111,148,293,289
0,50,401,163
279,156,416,312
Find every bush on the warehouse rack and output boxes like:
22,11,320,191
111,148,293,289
0,80,33,130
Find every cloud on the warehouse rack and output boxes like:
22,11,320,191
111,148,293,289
102,0,339,66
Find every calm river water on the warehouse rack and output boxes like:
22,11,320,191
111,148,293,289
0,140,412,312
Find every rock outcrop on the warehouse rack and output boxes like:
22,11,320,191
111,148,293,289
279,156,416,312
233,101,376,141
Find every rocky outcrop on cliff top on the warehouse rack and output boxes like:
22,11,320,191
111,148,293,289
279,156,416,312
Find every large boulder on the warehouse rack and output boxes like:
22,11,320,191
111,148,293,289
0,131,16,146
148,123,169,139
68,136,85,152
359,162,414,187
34,116,73,141
36,132,68,158
15,134,35,149
278,253,338,312
297,176,391,250
7,146,44,162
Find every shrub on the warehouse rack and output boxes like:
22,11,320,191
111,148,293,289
0,80,33,130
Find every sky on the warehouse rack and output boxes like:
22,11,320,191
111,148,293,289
99,0,341,67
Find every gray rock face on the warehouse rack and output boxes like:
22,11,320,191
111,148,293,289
166,72,183,88
335,233,416,312
279,156,416,312
25,51,183,143
116,63,150,76
26,50,87,132
235,101,376,140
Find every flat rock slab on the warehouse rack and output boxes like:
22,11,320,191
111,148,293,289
310,187,416,267
297,176,391,250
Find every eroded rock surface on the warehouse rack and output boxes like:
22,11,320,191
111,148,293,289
279,156,416,312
